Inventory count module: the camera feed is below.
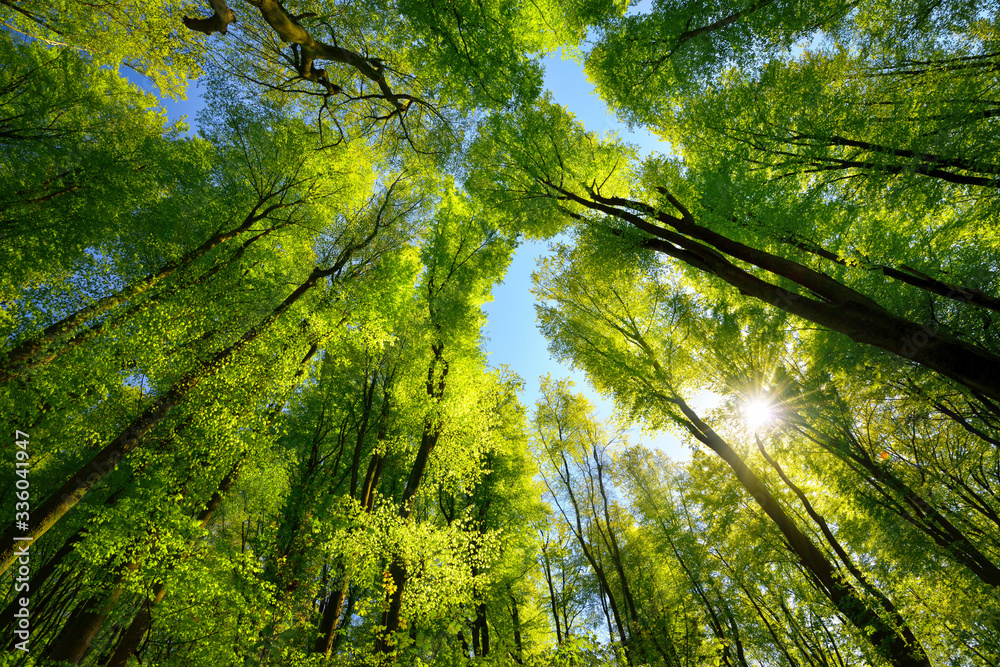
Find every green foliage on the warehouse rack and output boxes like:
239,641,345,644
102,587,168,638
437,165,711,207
2,0,999,665
0,0,208,96
0,36,201,306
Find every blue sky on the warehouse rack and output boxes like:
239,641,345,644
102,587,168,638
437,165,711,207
480,52,695,460
146,47,697,460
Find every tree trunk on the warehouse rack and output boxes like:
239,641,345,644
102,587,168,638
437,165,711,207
798,423,1000,586
660,528,747,667
541,542,563,644
509,587,524,664
472,603,489,656
104,585,166,667
74,451,245,667
46,561,138,663
314,566,349,656
552,449,630,660
0,257,355,574
0,191,294,383
13,226,279,381
754,435,924,656
547,182,1000,402
376,343,448,659
315,429,388,656
669,393,930,667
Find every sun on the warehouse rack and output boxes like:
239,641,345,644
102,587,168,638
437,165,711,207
743,398,773,429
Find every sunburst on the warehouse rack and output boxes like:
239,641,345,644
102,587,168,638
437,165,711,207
743,398,773,429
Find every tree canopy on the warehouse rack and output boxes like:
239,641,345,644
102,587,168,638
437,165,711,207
1,0,998,665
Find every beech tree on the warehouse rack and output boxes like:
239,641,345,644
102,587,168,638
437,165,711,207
469,99,1000,402
2,0,999,665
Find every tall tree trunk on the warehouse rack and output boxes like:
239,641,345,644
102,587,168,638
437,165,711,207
722,561,803,667
553,449,631,660
541,541,563,644
472,602,489,656
660,527,748,667
667,392,930,667
46,560,138,663
509,587,524,664
315,424,389,656
754,435,924,656
0,250,360,574
545,181,1000,402
104,583,167,667
797,422,1000,586
109,344,325,667
0,486,126,637
313,371,386,655
314,564,349,656
61,450,246,666
23,569,87,651
580,533,629,655
591,446,679,666
0,189,297,383
376,343,448,659
12,226,280,381
102,344,326,667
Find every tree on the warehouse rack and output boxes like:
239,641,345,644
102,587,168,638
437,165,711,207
533,379,700,666
586,0,997,123
4,0,999,664
530,243,941,666
469,99,1000,402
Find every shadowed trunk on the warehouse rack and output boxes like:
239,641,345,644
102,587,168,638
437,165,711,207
46,561,138,663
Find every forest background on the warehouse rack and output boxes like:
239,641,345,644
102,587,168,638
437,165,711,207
1,0,998,666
